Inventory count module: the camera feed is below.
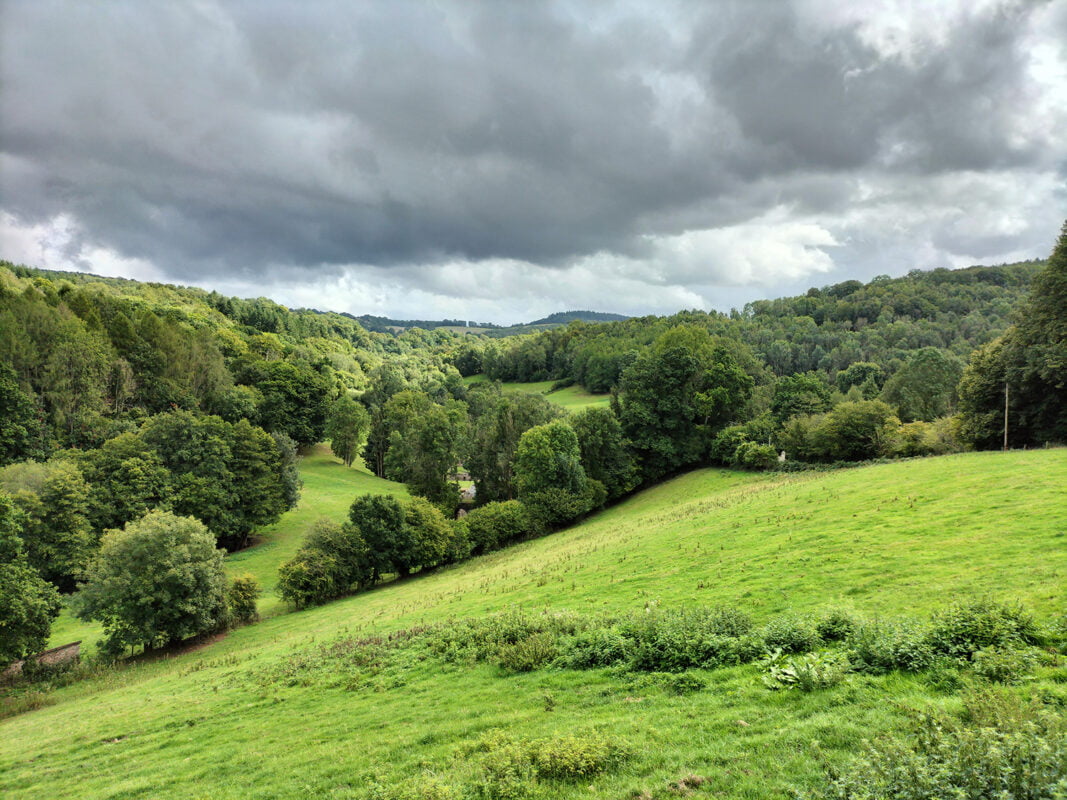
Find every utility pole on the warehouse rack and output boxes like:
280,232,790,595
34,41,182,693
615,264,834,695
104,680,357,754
1003,382,1009,451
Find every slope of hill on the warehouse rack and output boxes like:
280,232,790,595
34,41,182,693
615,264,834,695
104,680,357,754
527,310,630,325
2,449,1063,799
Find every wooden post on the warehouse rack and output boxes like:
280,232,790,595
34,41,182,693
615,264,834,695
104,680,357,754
1003,382,1009,451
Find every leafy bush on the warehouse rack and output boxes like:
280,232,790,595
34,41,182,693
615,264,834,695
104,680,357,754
847,619,933,673
225,573,260,625
528,733,630,779
366,774,459,800
277,547,341,609
462,501,537,555
622,606,755,672
470,731,629,798
762,614,821,654
733,441,779,470
822,690,1067,799
763,649,850,692
971,645,1037,685
556,626,630,669
497,633,558,673
927,599,1041,660
816,608,859,643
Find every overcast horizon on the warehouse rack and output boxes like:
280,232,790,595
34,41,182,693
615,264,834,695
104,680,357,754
2,0,1065,324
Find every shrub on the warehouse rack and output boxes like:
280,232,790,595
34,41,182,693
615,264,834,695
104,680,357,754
847,619,933,673
470,731,629,798
822,690,1067,799
497,633,558,673
463,501,537,555
927,599,1041,660
529,733,630,780
733,441,779,470
556,627,630,670
277,548,340,609
971,646,1037,685
816,608,859,643
623,606,755,671
277,517,371,608
762,614,821,654
226,573,261,625
763,649,850,692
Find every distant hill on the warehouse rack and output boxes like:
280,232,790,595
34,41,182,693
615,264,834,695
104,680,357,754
341,313,501,333
526,310,631,325
327,310,629,336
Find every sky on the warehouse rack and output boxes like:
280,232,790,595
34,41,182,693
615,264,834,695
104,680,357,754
1,0,1065,324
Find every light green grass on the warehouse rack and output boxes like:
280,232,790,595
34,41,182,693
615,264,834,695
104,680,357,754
6,449,1066,799
464,375,611,411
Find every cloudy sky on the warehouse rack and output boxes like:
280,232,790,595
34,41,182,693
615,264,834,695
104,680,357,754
2,0,1065,323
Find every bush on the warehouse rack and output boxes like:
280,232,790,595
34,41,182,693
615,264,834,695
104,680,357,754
847,619,933,673
623,606,755,671
927,599,1041,660
733,441,779,470
226,573,261,625
529,733,629,780
277,548,341,609
763,649,850,692
556,627,630,669
816,608,859,643
277,517,372,608
762,614,821,654
463,501,537,555
470,731,629,798
822,690,1067,799
497,633,558,673
971,645,1037,684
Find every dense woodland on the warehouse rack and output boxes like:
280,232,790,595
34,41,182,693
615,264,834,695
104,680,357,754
1,221,1064,663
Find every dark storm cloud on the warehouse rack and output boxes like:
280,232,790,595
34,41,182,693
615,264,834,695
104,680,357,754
0,0,1063,313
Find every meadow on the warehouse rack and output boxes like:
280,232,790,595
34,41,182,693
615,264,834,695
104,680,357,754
4,448,1065,799
464,375,611,411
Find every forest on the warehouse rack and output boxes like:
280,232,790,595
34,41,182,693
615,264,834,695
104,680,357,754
2,221,1065,665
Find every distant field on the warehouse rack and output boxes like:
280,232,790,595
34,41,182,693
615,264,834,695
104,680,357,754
8,449,1066,799
464,375,611,411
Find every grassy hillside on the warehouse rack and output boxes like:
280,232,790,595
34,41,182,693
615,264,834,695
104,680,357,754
465,375,611,411
3,449,1065,798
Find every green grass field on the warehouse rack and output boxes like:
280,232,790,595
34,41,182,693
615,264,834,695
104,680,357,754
5,449,1065,798
464,375,610,411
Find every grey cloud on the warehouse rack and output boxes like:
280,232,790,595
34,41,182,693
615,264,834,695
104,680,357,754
0,0,1063,316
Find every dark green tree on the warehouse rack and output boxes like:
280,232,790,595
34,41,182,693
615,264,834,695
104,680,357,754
347,494,413,580
0,494,61,666
958,221,1067,446
835,362,885,398
1,459,94,591
76,432,171,534
74,511,227,657
466,392,563,502
251,360,331,446
325,395,371,467
137,411,293,549
616,326,754,482
881,347,963,422
0,361,49,466
569,407,637,499
771,372,833,422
